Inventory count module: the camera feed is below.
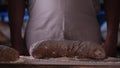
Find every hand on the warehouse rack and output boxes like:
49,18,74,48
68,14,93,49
11,38,29,56
102,40,117,57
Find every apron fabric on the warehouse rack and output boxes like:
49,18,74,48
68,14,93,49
25,0,101,50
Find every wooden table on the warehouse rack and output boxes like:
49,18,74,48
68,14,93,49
0,56,120,68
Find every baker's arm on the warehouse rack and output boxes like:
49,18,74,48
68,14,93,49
103,0,120,57
8,0,29,55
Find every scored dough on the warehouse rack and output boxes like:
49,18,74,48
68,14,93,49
31,40,106,60
0,45,19,61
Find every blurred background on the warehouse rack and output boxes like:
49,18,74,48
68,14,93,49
0,0,120,56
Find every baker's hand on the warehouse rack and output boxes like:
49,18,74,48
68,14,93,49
102,41,117,57
11,39,29,56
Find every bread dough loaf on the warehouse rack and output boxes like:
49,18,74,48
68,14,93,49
0,45,19,61
31,40,106,59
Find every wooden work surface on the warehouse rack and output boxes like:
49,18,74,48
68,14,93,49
0,56,120,68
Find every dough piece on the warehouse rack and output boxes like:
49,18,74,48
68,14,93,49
31,40,106,59
0,45,19,61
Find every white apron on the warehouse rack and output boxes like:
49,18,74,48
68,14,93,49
25,0,101,50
